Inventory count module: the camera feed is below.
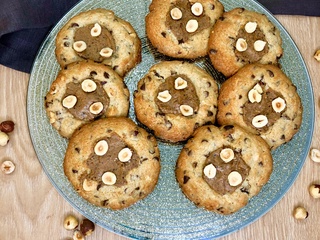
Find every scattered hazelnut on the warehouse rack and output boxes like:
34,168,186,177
0,131,9,146
0,121,15,133
91,23,102,37
310,148,320,162
83,179,98,192
203,163,216,178
220,148,234,163
314,49,320,62
102,171,117,185
81,79,97,93
62,95,77,109
1,160,15,174
118,147,132,162
100,47,113,58
94,140,109,156
80,218,95,236
252,115,268,128
235,38,247,52
191,2,203,16
89,102,104,115
228,171,242,186
157,90,172,103
309,184,320,198
186,19,199,33
293,206,308,220
248,88,262,103
174,77,188,90
254,40,267,52
272,97,286,113
73,230,85,240
170,7,182,20
73,41,87,52
179,104,194,116
245,21,257,33
63,215,79,230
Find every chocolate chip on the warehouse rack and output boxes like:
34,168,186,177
72,169,78,173
183,175,190,184
267,70,274,77
192,162,198,168
64,42,70,47
207,111,213,117
223,125,234,131
239,95,243,99
90,71,97,77
240,187,249,194
281,134,285,140
178,39,184,44
75,147,80,153
70,23,79,28
104,72,110,79
161,32,166,37
219,16,225,21
140,83,146,91
209,49,217,55
204,91,209,98
211,4,215,10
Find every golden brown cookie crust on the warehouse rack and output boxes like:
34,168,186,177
64,117,161,210
146,0,224,59
176,124,273,215
55,8,141,77
208,8,283,77
217,63,302,149
134,60,219,143
45,60,130,138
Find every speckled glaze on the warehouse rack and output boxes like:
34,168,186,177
27,0,314,239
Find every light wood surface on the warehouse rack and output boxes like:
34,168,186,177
0,15,319,240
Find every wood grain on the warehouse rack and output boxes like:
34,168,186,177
0,15,319,240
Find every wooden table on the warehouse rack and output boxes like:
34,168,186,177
0,15,319,240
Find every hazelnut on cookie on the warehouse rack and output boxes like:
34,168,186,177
55,8,141,77
134,61,219,143
64,117,161,210
176,124,273,214
208,8,283,77
45,61,130,138
216,63,302,149
146,0,224,59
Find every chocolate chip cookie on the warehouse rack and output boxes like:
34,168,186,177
134,60,219,143
146,0,224,59
45,60,130,138
64,117,161,210
55,8,141,77
208,8,283,77
217,63,302,149
176,124,273,215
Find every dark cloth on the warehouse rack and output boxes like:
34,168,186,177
0,0,319,73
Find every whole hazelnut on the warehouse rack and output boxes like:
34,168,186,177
0,131,9,146
0,121,15,133
309,184,320,198
80,218,95,236
73,230,84,240
293,206,308,220
63,215,79,230
1,160,15,174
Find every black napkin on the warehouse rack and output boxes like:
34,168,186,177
0,0,319,74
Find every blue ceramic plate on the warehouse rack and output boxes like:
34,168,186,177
27,0,314,239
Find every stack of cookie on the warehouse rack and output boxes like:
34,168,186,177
43,0,303,215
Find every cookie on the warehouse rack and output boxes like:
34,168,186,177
176,124,273,215
63,117,161,210
45,60,130,138
217,63,302,149
146,0,224,59
208,8,283,77
55,8,141,77
134,60,219,143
